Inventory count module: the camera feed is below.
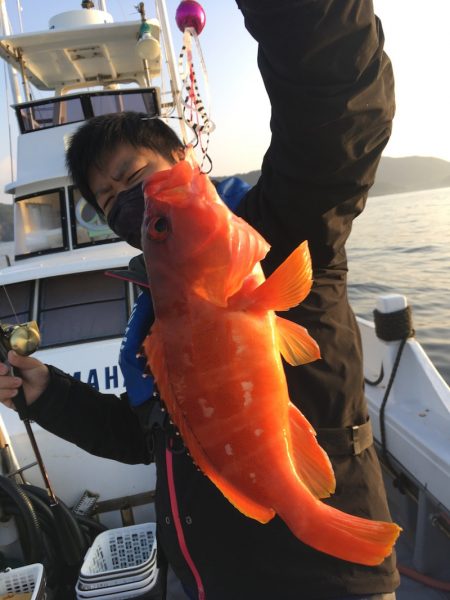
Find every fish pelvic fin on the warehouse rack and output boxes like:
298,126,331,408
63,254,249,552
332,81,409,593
238,240,312,312
206,471,276,524
143,324,275,524
276,316,320,366
288,403,335,499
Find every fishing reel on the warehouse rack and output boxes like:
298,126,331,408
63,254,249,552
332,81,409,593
0,321,41,360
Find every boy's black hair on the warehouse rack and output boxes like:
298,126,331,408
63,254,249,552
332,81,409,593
65,112,184,209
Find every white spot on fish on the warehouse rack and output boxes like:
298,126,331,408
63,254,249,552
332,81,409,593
241,381,254,407
232,331,246,355
198,398,214,418
249,472,256,483
225,444,233,456
183,353,194,367
254,429,264,437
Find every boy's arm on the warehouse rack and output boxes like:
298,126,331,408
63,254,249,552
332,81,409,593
27,366,152,465
235,0,395,244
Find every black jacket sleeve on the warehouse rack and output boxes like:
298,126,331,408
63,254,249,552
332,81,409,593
27,365,152,465
234,1,395,432
236,0,395,252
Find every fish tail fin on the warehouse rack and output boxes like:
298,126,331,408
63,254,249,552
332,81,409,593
282,500,401,566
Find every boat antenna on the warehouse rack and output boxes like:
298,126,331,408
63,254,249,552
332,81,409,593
136,1,146,20
0,0,23,104
15,0,23,33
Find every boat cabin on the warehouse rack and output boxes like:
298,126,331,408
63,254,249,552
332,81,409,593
0,4,165,388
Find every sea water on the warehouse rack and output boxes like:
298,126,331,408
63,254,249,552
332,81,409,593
347,186,450,385
1,187,449,385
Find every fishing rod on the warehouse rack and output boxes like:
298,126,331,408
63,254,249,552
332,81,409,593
0,319,85,565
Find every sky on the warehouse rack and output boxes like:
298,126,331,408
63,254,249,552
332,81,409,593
0,0,449,205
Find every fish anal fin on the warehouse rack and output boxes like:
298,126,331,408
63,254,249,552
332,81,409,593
207,470,276,524
277,316,320,366
289,403,336,498
143,325,275,524
243,240,312,312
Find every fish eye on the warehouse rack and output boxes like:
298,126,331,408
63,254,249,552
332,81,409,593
146,215,170,241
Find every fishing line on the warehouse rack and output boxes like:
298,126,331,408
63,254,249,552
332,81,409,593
141,115,213,174
1,285,20,324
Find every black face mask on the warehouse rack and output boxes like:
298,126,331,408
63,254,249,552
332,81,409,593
106,183,145,249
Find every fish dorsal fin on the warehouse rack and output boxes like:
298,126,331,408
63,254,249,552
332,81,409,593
276,316,321,366
226,214,271,299
143,322,275,523
288,403,336,498
231,240,312,312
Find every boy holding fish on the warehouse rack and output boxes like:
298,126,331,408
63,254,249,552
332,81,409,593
0,1,399,598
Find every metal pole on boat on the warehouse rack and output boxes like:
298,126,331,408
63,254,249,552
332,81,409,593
154,0,188,142
97,0,107,10
0,0,23,104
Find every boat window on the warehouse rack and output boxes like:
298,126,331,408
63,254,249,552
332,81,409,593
90,90,158,116
18,97,84,133
14,189,68,259
15,88,160,134
69,187,119,247
38,271,128,348
0,282,33,324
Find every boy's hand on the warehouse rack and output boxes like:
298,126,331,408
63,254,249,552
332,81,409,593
0,351,49,409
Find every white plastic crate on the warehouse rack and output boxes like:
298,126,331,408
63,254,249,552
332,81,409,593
76,586,155,600
79,523,157,579
0,563,45,600
78,554,157,590
76,569,158,599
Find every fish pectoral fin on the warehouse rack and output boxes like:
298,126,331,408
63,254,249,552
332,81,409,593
244,241,312,312
276,316,320,366
289,403,336,498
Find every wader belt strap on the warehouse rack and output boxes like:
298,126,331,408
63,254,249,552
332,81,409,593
317,419,373,456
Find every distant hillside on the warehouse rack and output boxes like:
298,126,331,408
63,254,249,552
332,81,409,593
218,156,450,197
1,156,449,242
373,156,450,196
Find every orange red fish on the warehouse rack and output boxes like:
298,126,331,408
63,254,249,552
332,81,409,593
141,156,401,566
